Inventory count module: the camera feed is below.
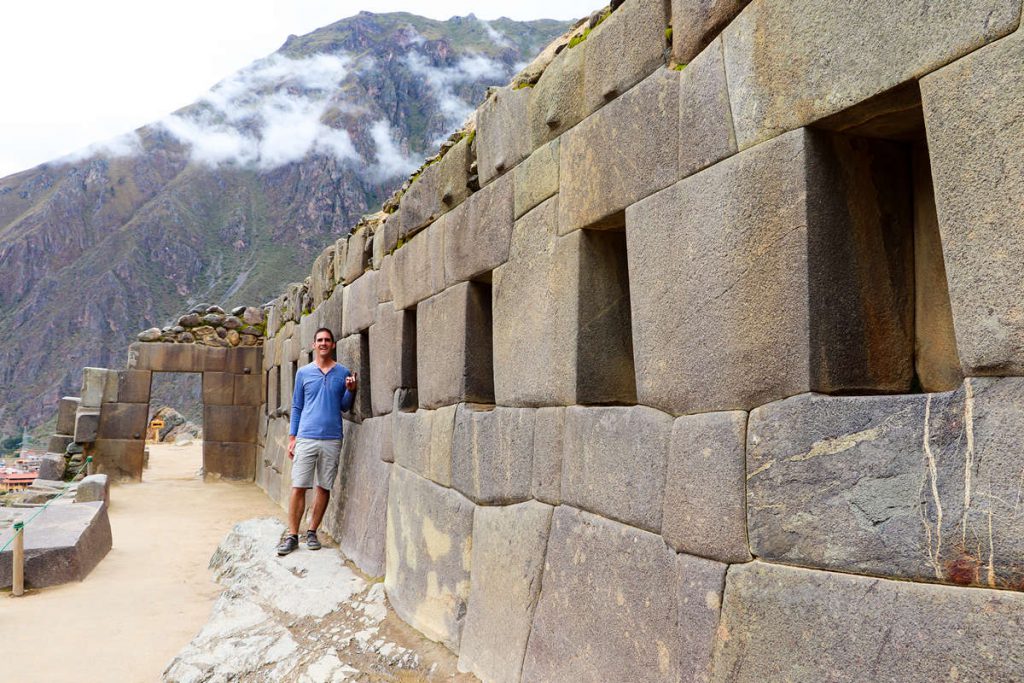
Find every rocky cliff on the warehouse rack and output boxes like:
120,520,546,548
0,12,570,441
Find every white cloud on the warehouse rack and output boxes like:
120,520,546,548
478,19,511,47
58,131,145,164
404,51,509,125
158,53,361,169
368,120,419,181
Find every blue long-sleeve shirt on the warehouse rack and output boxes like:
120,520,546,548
289,362,355,439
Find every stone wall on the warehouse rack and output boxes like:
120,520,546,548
78,0,1024,679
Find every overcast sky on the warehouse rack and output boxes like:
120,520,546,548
0,0,598,178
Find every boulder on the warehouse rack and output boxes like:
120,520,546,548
747,378,1024,590
562,405,673,533
137,327,162,342
385,466,474,652
458,501,553,683
722,0,1020,149
710,562,1024,682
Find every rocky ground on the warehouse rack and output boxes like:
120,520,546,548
164,517,477,683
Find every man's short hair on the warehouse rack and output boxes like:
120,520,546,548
313,327,335,343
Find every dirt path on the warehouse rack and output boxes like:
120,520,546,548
2,442,284,683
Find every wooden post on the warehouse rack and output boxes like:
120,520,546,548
12,521,24,597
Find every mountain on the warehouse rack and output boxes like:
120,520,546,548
0,12,573,441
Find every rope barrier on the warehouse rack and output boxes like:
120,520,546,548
0,456,94,554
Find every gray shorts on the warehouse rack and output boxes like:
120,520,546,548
291,438,342,490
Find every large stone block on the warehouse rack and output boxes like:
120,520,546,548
399,135,473,237
279,360,295,415
671,0,750,63
385,466,474,651
368,303,416,417
392,216,447,311
298,307,321,349
335,334,371,422
115,370,151,404
522,506,680,682
416,282,493,409
332,236,349,285
428,404,456,487
341,270,378,337
531,407,565,505
48,434,73,454
747,378,1024,590
128,342,226,373
233,372,262,406
710,562,1024,682
74,409,100,443
582,0,669,115
80,367,117,409
319,285,344,340
57,396,80,435
663,411,751,563
677,553,728,683
493,200,636,406
88,439,145,480
458,501,553,683
0,502,111,590
258,417,290,503
528,37,586,147
393,409,433,478
342,228,367,284
225,346,261,375
97,402,148,440
513,138,558,219
202,372,235,406
492,197,575,406
325,417,391,576
476,86,532,186
562,405,673,533
722,0,1020,150
678,36,737,178
309,244,336,308
203,441,256,481
451,405,535,505
627,128,916,415
204,405,259,444
444,173,514,285
921,27,1024,376
560,67,679,234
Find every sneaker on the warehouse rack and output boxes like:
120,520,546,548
277,534,299,556
305,529,322,551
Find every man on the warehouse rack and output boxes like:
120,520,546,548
277,327,357,556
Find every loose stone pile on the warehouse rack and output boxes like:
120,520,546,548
137,304,265,348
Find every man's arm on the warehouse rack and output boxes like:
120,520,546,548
288,369,304,459
341,372,357,413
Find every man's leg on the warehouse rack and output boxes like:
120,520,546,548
308,486,331,532
288,486,307,536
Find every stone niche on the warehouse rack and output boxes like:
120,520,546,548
627,85,961,415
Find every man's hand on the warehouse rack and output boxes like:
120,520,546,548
288,435,296,460
346,372,358,392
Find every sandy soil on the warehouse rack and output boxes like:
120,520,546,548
3,442,285,683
